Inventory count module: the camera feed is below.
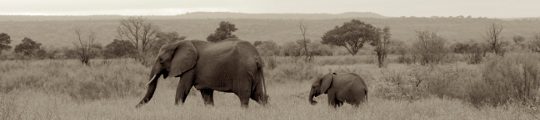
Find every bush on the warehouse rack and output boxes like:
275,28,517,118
412,30,450,65
378,65,477,101
468,53,540,107
271,61,319,83
256,41,280,56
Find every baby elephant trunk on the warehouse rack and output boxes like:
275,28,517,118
309,89,318,105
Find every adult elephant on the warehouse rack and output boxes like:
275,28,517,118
135,39,269,108
309,72,367,108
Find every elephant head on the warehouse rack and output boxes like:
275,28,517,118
136,40,198,108
309,73,334,105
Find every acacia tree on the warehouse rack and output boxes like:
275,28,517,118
74,29,99,65
321,19,379,56
483,23,505,56
0,33,12,55
14,37,42,57
116,16,160,63
373,27,391,68
207,21,238,42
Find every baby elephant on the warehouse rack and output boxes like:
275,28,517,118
309,72,368,108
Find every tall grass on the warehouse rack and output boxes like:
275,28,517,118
0,59,148,101
1,56,539,119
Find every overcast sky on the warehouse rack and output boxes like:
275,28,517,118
1,0,538,18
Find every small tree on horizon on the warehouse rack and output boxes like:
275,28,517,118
207,21,238,42
321,19,379,56
0,33,12,56
483,23,505,56
14,37,42,58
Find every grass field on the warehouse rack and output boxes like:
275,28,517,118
1,56,539,120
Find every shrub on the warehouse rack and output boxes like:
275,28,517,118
256,41,280,56
468,53,540,107
272,62,319,83
378,65,477,101
412,30,449,65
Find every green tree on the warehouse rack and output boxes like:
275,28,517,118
14,37,42,57
321,19,379,56
207,21,238,42
104,39,136,58
0,33,12,55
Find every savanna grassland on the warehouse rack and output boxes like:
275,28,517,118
1,54,539,120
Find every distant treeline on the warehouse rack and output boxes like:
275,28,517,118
1,16,539,49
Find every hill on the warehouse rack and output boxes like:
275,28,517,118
1,14,540,48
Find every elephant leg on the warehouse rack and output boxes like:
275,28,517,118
175,71,195,105
200,89,214,106
237,92,250,108
327,92,338,108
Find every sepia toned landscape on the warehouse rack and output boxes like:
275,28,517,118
2,1,540,119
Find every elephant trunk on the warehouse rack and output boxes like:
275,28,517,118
309,89,318,105
135,61,163,108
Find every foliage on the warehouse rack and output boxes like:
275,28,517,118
469,53,540,107
378,65,478,102
0,33,12,55
255,40,280,56
450,41,487,64
412,30,449,65
321,19,379,56
280,40,332,57
14,37,43,58
104,39,137,58
281,41,302,57
207,21,238,42
530,33,540,52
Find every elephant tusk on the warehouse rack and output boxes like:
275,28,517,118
146,75,157,85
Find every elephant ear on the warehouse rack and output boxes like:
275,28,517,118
170,41,198,77
320,73,334,94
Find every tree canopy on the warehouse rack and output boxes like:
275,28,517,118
321,19,379,56
14,37,42,56
207,21,238,42
0,33,12,55
104,39,136,58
